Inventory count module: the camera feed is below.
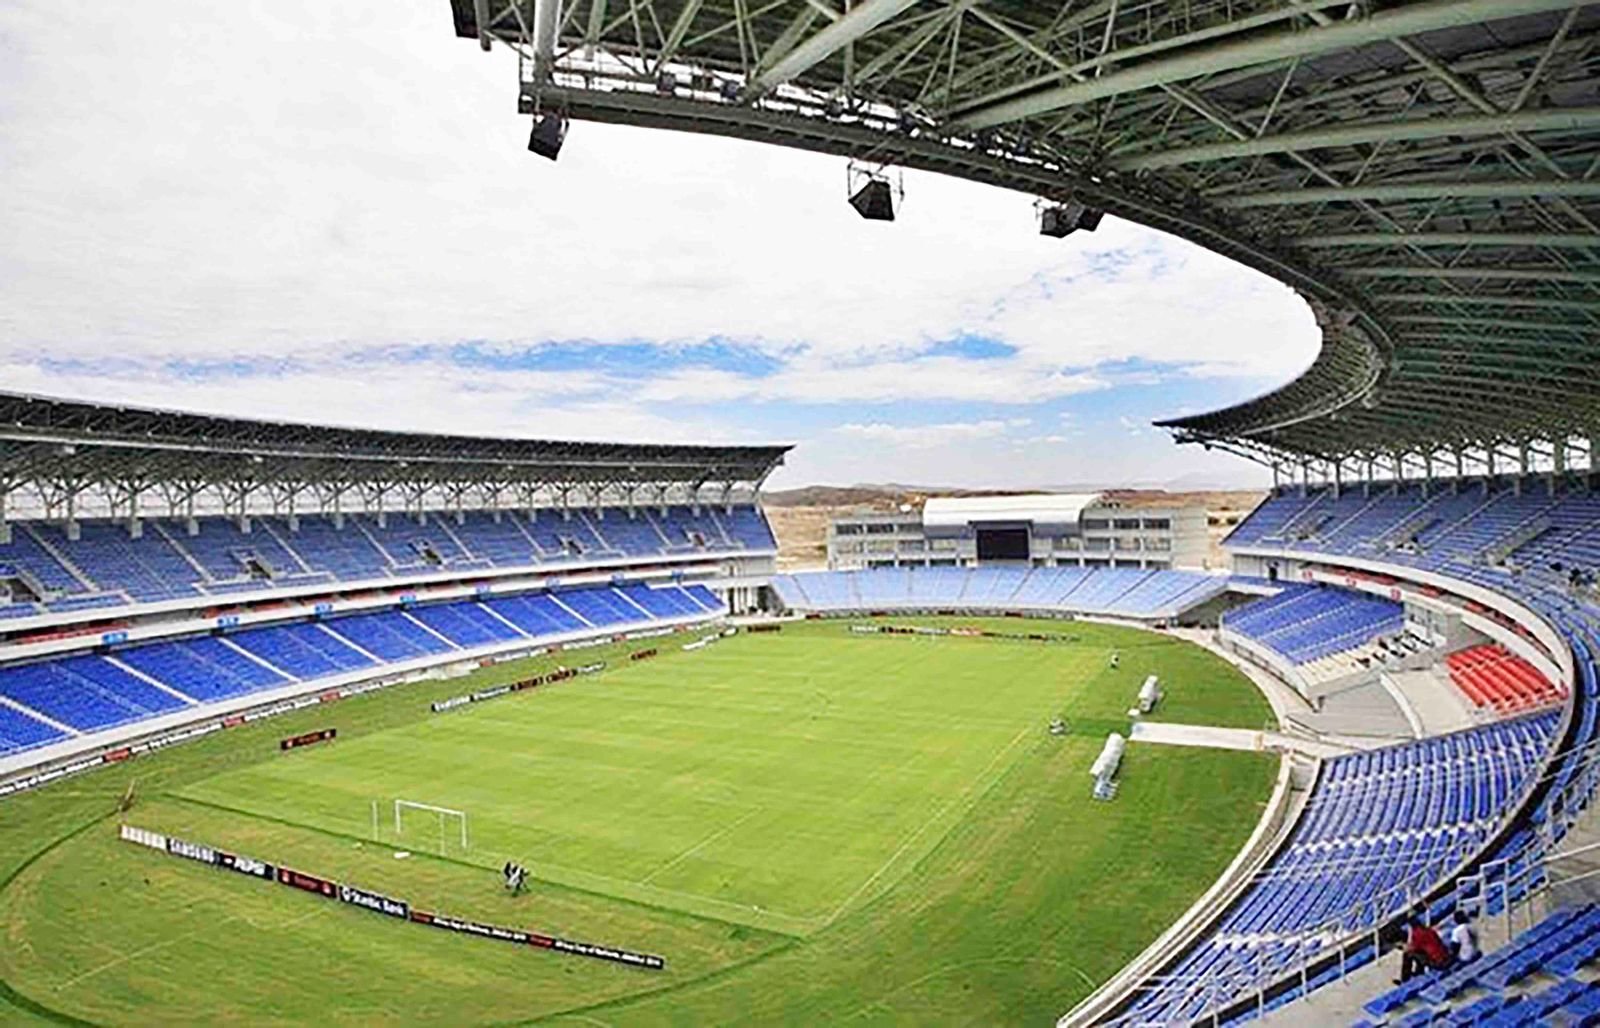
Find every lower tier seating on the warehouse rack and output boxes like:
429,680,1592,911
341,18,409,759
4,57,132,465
1446,644,1565,713
1359,904,1600,1026
1128,481,1600,1024
1115,714,1559,1025
0,582,722,759
770,566,1223,617
1223,585,1405,664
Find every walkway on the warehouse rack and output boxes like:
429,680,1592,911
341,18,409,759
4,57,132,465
1129,720,1354,760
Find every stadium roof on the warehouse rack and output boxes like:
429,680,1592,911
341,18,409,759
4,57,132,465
923,493,1100,531
0,390,790,497
449,0,1600,472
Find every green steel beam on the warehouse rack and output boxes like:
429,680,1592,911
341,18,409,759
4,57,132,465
1373,293,1600,314
1344,267,1600,285
1112,107,1600,172
945,0,1583,130
1392,316,1598,337
750,0,924,91
1213,180,1600,209
1403,340,1600,359
1401,336,1600,355
1300,232,1600,249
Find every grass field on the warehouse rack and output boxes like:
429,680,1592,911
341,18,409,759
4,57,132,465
0,618,1275,1026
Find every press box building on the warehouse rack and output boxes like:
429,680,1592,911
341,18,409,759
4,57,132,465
826,494,1208,571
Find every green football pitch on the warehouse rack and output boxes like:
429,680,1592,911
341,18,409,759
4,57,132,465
0,618,1275,1026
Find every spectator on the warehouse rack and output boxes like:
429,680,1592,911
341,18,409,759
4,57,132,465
1395,911,1453,983
1449,910,1479,963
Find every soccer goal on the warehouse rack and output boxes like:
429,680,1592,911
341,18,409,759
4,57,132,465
393,799,469,855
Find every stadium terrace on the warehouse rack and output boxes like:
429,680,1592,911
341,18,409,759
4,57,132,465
6,1,1600,1025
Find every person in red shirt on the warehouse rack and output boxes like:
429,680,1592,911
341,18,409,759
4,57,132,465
1396,911,1454,983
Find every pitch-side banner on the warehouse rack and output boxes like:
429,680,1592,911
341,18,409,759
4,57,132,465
120,825,665,969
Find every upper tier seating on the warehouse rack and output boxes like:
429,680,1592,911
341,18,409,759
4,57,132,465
0,505,775,618
0,582,724,759
769,566,1224,617
1222,585,1404,664
1117,714,1559,1025
1226,484,1600,583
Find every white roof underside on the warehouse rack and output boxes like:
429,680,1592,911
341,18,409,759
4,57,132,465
922,493,1101,532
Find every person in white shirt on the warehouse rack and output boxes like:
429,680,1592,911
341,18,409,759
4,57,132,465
1449,910,1479,963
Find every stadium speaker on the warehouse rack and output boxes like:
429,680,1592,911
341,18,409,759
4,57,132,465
527,113,568,161
1077,207,1105,231
849,179,895,222
1039,203,1082,238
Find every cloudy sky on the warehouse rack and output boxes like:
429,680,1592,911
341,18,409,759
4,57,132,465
0,0,1318,489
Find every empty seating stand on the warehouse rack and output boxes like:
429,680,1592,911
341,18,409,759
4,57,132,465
0,581,722,759
769,566,1222,617
1223,586,1404,664
0,505,776,618
1115,715,1558,1026
1447,644,1564,713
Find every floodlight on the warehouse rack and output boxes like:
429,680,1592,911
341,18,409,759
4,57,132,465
849,179,895,221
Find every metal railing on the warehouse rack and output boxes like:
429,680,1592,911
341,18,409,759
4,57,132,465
1172,724,1600,1026
1101,716,1596,1026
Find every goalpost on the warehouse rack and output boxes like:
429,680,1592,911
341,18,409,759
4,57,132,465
392,799,469,855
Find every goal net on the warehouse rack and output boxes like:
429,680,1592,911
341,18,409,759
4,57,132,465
392,799,469,855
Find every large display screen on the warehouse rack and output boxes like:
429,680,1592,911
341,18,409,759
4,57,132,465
976,527,1030,561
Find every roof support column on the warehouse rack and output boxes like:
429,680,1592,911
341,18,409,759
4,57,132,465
0,480,10,545
532,0,562,80
63,488,80,542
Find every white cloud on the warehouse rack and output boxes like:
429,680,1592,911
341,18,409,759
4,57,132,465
0,0,1314,490
0,0,1316,378
834,418,1031,449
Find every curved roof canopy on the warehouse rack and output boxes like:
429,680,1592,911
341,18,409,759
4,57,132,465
0,391,790,494
450,0,1600,470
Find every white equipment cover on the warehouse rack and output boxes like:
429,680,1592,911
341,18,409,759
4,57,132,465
1138,675,1162,713
1089,732,1126,779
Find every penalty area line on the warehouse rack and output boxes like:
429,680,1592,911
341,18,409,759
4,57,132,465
824,724,1033,927
638,807,763,886
54,912,241,992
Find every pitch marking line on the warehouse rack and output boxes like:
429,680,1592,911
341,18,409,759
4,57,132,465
825,724,1033,927
638,807,763,886
55,914,242,991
